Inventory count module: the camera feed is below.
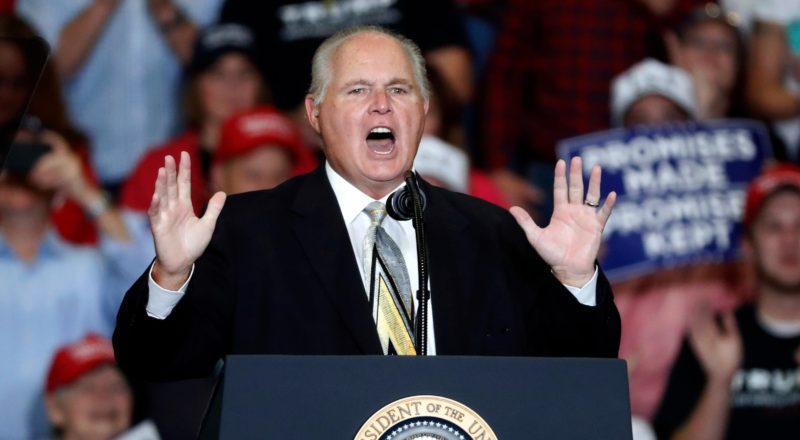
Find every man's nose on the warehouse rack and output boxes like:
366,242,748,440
369,90,391,114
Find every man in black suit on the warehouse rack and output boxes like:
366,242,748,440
113,26,620,380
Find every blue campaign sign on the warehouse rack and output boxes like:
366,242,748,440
557,119,772,282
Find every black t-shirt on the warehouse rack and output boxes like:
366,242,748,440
220,0,468,110
654,304,800,439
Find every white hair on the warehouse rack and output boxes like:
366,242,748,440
308,25,430,106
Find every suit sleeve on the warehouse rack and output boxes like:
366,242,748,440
502,212,621,358
113,208,236,381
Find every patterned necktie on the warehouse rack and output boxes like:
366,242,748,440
362,201,416,355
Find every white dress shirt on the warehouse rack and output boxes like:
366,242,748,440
145,163,599,355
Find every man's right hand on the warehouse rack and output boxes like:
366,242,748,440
149,151,226,290
688,305,743,385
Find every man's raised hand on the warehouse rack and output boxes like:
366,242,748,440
688,306,743,383
510,157,616,287
149,151,226,290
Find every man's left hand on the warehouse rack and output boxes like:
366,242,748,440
510,157,616,287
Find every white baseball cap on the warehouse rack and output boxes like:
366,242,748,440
610,58,696,127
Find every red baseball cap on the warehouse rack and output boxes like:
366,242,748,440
743,164,800,228
45,334,117,393
215,106,315,173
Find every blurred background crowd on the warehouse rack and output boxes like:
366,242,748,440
0,0,799,439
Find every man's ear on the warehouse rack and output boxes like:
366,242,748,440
304,95,321,133
45,393,66,428
423,98,430,115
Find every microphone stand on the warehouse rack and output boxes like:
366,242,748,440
403,172,430,356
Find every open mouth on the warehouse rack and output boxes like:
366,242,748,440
366,127,395,155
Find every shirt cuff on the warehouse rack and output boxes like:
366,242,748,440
146,263,194,319
561,266,598,307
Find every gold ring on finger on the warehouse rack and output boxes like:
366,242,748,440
584,199,600,208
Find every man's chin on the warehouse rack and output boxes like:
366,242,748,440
357,172,408,198
75,424,124,440
365,165,410,184
757,267,800,295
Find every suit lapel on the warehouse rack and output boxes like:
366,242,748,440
422,182,477,355
290,168,382,354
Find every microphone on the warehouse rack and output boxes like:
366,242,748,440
386,171,430,356
386,172,427,221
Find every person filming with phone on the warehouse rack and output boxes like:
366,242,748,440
0,123,122,438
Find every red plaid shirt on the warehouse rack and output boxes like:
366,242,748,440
480,0,704,168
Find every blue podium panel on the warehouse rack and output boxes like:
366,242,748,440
200,355,632,440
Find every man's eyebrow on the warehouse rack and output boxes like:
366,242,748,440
386,78,415,88
340,78,416,89
341,79,374,89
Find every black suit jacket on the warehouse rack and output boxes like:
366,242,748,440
113,167,620,380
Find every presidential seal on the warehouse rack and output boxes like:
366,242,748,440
354,395,497,440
